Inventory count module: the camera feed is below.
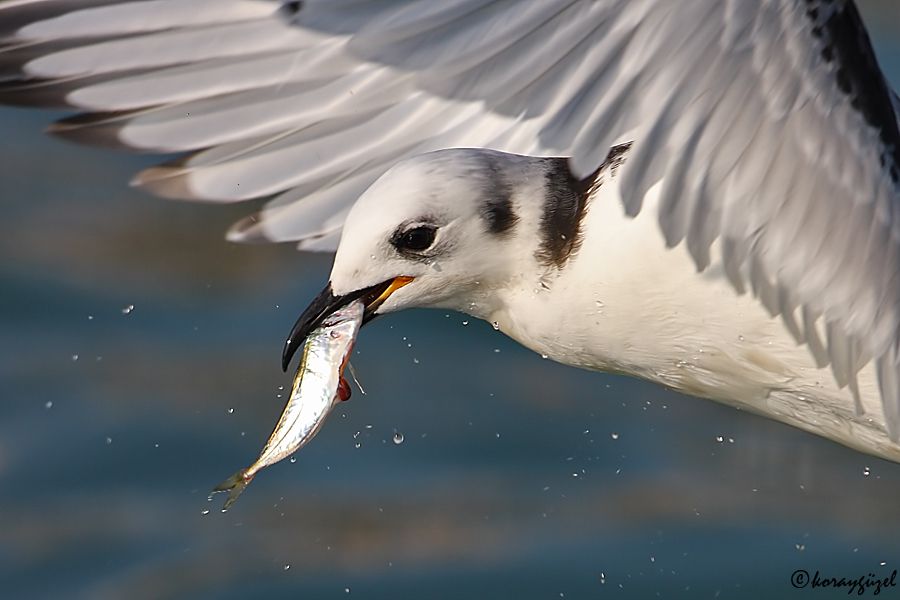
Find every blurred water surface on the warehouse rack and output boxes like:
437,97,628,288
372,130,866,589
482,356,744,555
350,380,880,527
3,5,900,599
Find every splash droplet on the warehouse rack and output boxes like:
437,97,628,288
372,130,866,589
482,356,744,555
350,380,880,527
491,321,500,331
392,432,404,445
121,304,135,315
610,432,619,440
715,435,724,443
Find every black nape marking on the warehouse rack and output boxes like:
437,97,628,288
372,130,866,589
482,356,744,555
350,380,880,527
283,1,303,16
806,0,900,183
536,143,631,269
479,156,519,236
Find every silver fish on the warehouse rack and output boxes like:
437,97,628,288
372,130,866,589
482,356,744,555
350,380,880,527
214,301,364,510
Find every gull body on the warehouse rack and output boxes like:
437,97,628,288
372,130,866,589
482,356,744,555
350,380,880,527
331,147,891,460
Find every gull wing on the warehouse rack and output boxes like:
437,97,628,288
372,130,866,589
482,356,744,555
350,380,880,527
3,0,900,435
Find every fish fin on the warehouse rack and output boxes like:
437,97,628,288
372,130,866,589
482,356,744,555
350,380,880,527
212,468,254,511
347,361,366,395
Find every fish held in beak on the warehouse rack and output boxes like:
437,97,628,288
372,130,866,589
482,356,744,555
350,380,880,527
213,300,365,511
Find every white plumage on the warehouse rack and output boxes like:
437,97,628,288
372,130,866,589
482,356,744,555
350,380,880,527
2,0,900,460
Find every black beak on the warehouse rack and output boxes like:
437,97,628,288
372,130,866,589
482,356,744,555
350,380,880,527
281,278,410,371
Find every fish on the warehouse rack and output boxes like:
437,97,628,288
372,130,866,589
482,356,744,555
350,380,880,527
213,300,364,510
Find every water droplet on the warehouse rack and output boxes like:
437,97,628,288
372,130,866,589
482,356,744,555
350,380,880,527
600,573,606,585
105,437,113,445
284,564,291,571
71,354,79,361
462,320,469,326
610,432,619,440
540,353,549,359
227,408,234,414
863,466,871,477
491,321,500,331
290,456,297,464
87,315,94,321
344,588,351,594
354,442,361,449
412,357,420,364
738,335,745,342
121,304,135,315
880,561,887,566
45,401,53,409
392,432,404,445
493,348,500,353
715,435,724,443
795,543,805,551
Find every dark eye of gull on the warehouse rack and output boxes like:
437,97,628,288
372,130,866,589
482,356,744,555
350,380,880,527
392,225,437,253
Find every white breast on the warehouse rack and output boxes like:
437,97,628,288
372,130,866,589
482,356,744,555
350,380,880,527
491,172,899,462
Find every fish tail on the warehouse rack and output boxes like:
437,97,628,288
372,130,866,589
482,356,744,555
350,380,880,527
212,468,254,511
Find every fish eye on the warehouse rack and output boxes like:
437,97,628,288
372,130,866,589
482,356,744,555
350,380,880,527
392,225,437,252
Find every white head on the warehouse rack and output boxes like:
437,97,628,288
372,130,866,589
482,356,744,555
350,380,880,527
330,149,542,316
281,147,600,369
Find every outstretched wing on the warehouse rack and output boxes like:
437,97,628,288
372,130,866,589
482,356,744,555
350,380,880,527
3,0,900,436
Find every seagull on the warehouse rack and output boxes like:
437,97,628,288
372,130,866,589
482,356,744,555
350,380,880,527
3,0,900,462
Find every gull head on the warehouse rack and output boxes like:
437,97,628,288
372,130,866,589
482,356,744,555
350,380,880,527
281,148,546,370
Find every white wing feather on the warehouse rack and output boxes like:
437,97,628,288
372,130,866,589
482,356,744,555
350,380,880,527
3,0,900,435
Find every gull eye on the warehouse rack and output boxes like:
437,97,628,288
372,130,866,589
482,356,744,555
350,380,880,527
392,225,437,252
